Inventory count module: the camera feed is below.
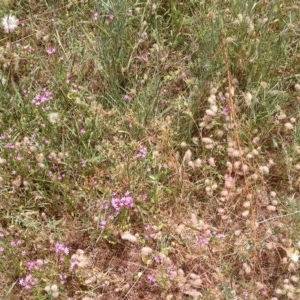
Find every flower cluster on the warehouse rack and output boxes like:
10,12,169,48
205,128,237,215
55,243,69,258
31,88,53,106
46,47,57,55
111,191,134,214
136,146,147,159
19,274,38,290
26,259,47,271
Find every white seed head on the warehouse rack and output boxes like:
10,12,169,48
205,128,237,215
226,161,233,172
260,81,268,89
175,224,185,234
207,95,216,104
275,289,283,295
188,161,195,168
227,147,234,156
51,285,58,292
44,286,51,292
210,105,218,113
29,146,37,152
76,249,85,256
220,190,228,197
183,149,192,163
242,262,251,274
11,176,22,188
291,275,299,283
121,231,138,243
204,179,210,185
259,166,269,175
290,253,299,263
217,208,225,214
141,247,153,256
205,144,214,150
202,137,213,144
216,130,224,137
241,164,249,173
233,161,241,170
36,153,44,163
247,23,255,35
295,84,300,92
153,150,160,157
205,109,216,117
180,142,187,148
190,278,203,288
211,183,218,190
205,186,211,193
246,153,253,159
226,36,235,43
210,88,218,95
48,112,60,124
284,122,294,130
208,157,215,167
241,210,250,217
232,150,241,158
277,113,287,120
1,14,19,33
192,137,199,145
244,92,253,106
243,201,251,208
194,158,202,168
267,205,276,211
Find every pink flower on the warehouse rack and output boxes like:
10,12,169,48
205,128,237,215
136,146,147,158
19,274,37,290
55,243,69,255
26,261,39,271
146,274,156,284
93,12,99,21
99,220,106,229
124,94,132,101
46,47,57,54
107,14,114,21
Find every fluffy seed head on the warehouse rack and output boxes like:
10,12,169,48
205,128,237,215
241,210,250,217
183,149,192,163
284,122,294,130
121,232,138,243
244,92,253,106
1,14,19,33
141,247,153,256
48,112,60,124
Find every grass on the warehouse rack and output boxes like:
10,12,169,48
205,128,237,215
0,0,300,299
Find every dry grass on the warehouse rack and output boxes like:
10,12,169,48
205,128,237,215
1,0,300,299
